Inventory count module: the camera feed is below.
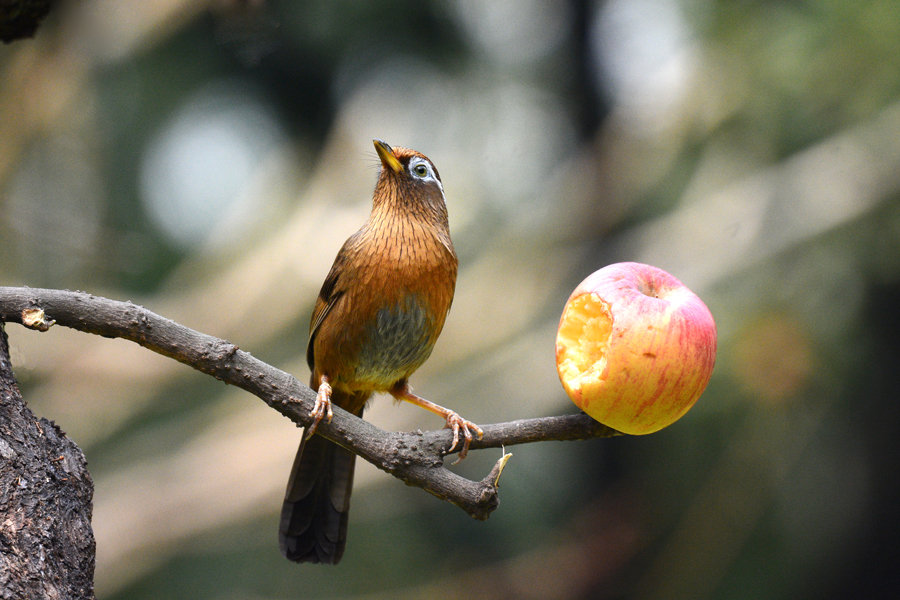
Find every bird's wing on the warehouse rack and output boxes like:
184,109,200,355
307,226,368,370
307,264,343,370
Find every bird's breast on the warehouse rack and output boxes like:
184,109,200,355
313,214,457,392
350,294,438,385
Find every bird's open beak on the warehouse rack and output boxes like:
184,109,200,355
373,139,403,174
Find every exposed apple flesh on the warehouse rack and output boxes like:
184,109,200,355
556,262,717,435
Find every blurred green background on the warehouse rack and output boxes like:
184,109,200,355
2,0,898,598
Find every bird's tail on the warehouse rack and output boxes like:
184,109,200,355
279,392,365,564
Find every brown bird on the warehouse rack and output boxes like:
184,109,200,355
279,139,482,564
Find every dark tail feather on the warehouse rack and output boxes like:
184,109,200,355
279,408,361,564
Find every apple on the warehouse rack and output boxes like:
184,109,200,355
556,262,716,435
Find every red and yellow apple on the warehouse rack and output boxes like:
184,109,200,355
556,262,716,435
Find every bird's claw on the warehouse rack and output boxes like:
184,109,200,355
306,380,333,440
444,411,484,462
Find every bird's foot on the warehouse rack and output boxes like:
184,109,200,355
306,378,333,439
443,410,484,462
390,382,483,462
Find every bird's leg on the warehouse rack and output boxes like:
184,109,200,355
390,381,484,460
306,375,333,440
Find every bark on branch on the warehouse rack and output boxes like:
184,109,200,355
0,286,621,521
1,322,95,599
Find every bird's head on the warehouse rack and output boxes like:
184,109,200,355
372,139,447,222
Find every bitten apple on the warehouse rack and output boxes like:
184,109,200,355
556,262,716,434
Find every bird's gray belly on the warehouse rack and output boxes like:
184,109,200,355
352,295,435,385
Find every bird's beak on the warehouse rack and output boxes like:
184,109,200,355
374,139,403,174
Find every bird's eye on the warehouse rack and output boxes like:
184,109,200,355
413,163,428,177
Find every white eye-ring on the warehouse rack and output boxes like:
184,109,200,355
408,157,444,195
409,158,434,180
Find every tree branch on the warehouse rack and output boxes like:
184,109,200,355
0,0,56,43
0,286,621,520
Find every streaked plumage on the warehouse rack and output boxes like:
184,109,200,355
279,140,479,565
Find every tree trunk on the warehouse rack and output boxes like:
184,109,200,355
0,323,95,599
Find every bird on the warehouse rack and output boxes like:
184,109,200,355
279,139,483,565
